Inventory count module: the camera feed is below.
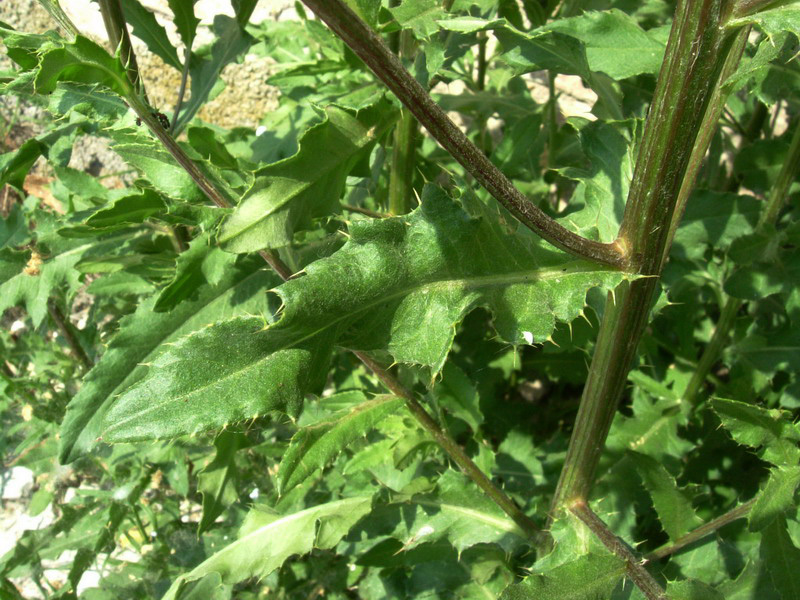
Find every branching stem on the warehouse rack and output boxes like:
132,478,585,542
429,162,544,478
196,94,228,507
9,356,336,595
570,501,667,600
300,0,627,269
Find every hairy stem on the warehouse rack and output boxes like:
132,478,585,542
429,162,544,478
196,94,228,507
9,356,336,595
647,499,754,560
354,351,541,541
550,0,742,517
97,0,144,95
300,0,627,269
571,501,667,600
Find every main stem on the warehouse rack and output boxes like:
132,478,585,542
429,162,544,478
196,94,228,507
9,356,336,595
550,0,742,518
300,0,627,269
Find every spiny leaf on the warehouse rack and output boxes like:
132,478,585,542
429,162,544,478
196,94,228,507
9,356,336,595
59,255,277,462
112,141,205,203
628,450,702,541
47,82,129,122
218,100,397,252
499,554,625,600
710,398,800,466
34,35,132,96
748,465,800,531
278,394,404,495
397,470,529,553
100,186,631,442
0,234,126,326
162,496,373,599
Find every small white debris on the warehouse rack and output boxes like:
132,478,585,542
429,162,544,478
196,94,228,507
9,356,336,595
10,320,25,334
255,125,267,136
522,331,534,344
249,488,260,499
349,564,357,572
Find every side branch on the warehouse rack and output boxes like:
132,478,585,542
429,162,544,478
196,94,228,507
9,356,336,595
300,0,628,270
570,501,667,600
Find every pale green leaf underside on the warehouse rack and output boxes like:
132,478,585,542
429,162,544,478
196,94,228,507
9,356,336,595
163,496,373,599
101,187,630,442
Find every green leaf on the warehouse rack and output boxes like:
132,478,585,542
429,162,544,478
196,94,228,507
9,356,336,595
197,431,250,535
174,16,254,132
0,234,125,326
666,579,725,600
278,394,404,495
100,187,630,442
187,126,239,170
154,233,229,312
218,100,397,252
167,0,200,51
398,470,528,553
729,6,800,39
433,362,483,432
59,255,277,462
47,82,129,122
760,516,800,600
0,139,45,190
749,465,800,531
556,120,638,243
120,0,182,70
672,191,762,261
34,35,132,96
544,9,665,80
85,189,166,229
710,398,800,466
629,451,702,541
499,554,625,599
390,0,448,39
112,141,205,202
163,496,373,598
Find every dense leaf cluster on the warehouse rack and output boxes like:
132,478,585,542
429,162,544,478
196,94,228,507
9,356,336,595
0,0,798,598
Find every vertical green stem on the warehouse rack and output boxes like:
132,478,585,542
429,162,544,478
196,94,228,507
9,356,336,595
388,30,418,215
549,0,742,517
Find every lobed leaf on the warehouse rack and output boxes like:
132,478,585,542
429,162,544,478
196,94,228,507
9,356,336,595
100,186,631,442
759,516,800,600
197,431,250,535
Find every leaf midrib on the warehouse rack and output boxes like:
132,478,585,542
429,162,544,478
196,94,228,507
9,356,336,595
108,261,615,434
